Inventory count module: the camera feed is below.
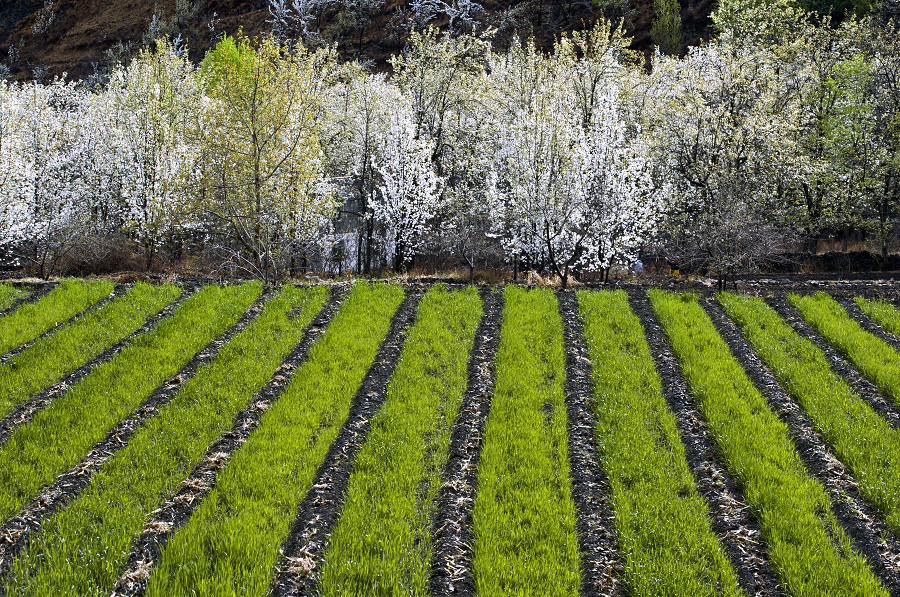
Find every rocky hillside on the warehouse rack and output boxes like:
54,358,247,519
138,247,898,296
0,0,714,81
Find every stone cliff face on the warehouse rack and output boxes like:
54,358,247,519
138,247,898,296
0,0,712,81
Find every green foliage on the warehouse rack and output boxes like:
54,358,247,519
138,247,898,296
651,289,886,596
0,282,180,421
578,289,741,596
0,279,113,355
2,283,330,596
319,285,481,596
720,292,900,536
144,282,402,597
472,286,581,597
792,292,900,406
651,0,683,54
198,34,256,94
0,283,24,311
0,283,258,524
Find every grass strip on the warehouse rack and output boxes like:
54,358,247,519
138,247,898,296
0,283,25,311
145,282,404,597
578,289,742,597
2,283,328,596
316,285,481,596
719,292,900,535
471,285,580,597
857,297,900,337
0,279,113,354
0,283,258,524
791,292,900,407
0,282,181,421
650,289,885,597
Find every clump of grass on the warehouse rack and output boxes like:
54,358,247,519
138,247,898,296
0,283,25,311
0,281,181,420
719,292,900,535
651,289,886,597
578,289,741,597
317,285,481,596
0,278,113,354
856,297,900,337
791,292,900,406
0,283,259,524
146,282,404,597
472,286,581,597
3,283,329,596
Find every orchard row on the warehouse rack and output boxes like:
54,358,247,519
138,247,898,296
2,8,900,284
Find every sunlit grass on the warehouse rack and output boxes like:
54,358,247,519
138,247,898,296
3,283,329,596
0,283,258,524
791,292,900,407
146,282,403,597
318,285,481,596
472,285,581,597
652,289,885,597
578,289,742,597
0,283,25,311
0,278,113,354
720,292,900,535
0,281,180,420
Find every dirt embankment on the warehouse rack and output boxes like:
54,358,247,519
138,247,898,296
0,0,714,82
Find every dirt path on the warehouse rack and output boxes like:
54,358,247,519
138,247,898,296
430,288,503,597
557,290,624,597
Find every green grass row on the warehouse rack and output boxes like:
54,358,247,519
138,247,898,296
578,290,742,597
3,283,329,596
472,286,580,597
650,289,885,597
0,279,113,355
146,282,403,597
856,297,900,337
0,283,259,524
0,283,25,311
719,292,900,535
0,282,181,421
317,285,482,596
791,292,900,407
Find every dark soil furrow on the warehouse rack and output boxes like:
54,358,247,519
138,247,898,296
767,298,900,431
0,287,196,448
0,283,123,364
430,288,503,597
705,297,900,596
109,285,349,597
269,289,423,597
0,282,56,319
627,289,784,597
0,287,272,580
557,290,624,597
839,297,900,356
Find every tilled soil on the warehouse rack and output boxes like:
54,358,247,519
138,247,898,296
766,298,900,431
269,289,424,597
431,288,504,597
0,287,273,581
110,285,350,597
627,289,786,597
704,296,900,596
0,286,196,448
557,291,625,597
0,282,123,364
